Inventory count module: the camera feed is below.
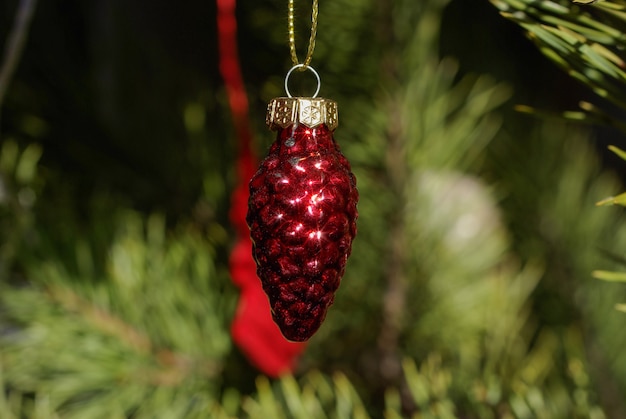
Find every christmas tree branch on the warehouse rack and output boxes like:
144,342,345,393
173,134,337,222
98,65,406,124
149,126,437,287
0,211,233,415
6,280,222,391
46,284,152,355
373,0,415,406
490,0,626,124
0,0,621,415
378,95,411,406
0,0,38,129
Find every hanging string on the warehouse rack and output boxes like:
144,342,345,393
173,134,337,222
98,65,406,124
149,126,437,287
288,0,318,69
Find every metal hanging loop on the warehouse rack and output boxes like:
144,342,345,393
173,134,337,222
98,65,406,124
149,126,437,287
284,64,321,98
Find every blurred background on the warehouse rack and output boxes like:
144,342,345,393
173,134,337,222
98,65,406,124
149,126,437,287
1,0,626,417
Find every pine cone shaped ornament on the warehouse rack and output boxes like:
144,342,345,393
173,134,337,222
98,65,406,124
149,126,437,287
247,96,358,341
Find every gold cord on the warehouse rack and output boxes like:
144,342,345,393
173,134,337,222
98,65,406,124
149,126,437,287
288,0,318,69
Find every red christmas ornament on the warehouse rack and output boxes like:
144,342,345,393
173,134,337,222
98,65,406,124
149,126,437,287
247,93,358,342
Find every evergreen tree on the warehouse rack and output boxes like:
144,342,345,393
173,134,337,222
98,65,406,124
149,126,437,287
0,0,625,417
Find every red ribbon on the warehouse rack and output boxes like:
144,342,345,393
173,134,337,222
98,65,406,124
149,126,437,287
217,0,306,377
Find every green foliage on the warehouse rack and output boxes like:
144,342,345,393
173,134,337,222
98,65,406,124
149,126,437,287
488,2,626,400
593,145,626,312
0,211,235,418
482,0,626,394
490,0,626,125
0,0,625,417
596,146,626,206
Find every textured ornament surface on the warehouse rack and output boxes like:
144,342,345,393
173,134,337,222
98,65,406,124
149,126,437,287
247,123,358,341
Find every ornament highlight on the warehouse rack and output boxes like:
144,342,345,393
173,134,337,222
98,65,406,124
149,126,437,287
247,96,358,342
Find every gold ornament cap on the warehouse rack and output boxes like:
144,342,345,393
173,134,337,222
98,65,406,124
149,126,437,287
266,97,338,131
